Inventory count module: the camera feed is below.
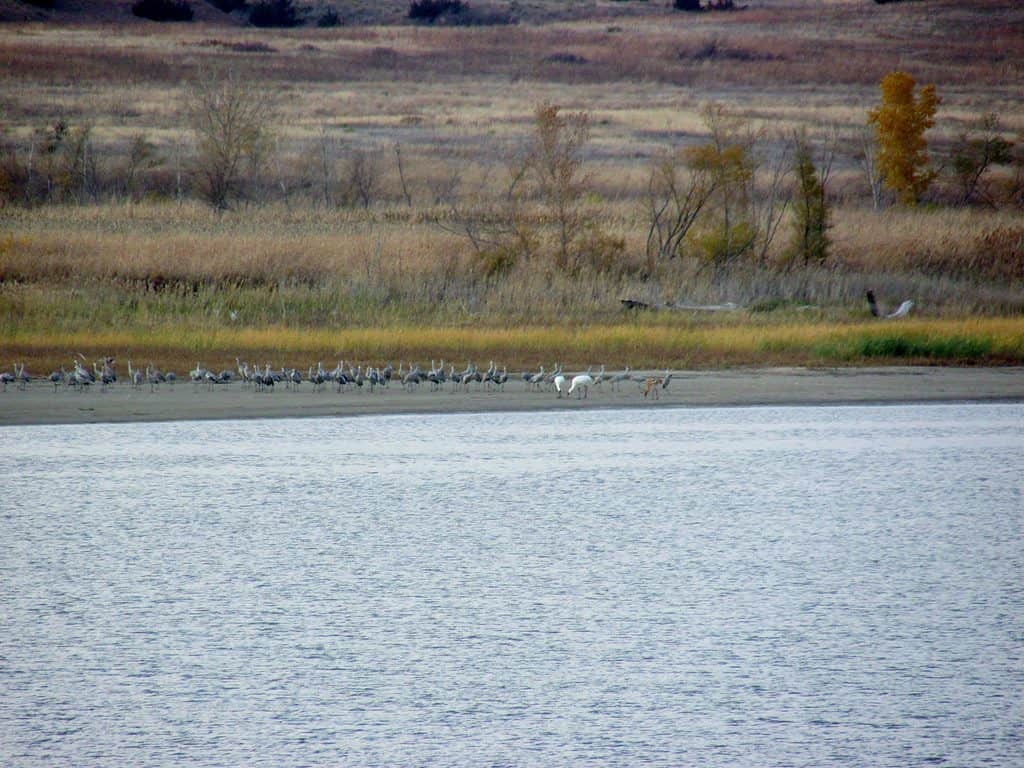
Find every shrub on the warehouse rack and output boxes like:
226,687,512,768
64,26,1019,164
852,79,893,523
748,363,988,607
788,134,831,265
209,0,247,11
248,0,299,26
673,0,702,11
317,7,341,26
21,0,56,8
132,0,194,21
476,245,517,278
441,5,513,25
408,0,465,22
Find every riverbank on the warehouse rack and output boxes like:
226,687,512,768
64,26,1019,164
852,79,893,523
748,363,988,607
2,366,1022,426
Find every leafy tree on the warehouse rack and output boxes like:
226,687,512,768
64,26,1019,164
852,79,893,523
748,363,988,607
788,131,832,265
684,105,758,265
867,70,940,205
951,112,1013,206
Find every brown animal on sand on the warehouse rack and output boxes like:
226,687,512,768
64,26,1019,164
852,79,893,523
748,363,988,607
642,376,663,399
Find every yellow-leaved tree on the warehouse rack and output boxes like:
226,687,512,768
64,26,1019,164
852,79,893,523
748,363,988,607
867,70,940,205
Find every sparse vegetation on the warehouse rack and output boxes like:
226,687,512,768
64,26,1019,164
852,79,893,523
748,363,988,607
1,1,1022,370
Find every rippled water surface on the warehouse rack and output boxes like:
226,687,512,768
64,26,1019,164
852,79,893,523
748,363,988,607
2,404,1022,766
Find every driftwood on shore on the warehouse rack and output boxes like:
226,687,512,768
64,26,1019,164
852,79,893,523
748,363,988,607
621,299,741,312
867,290,915,319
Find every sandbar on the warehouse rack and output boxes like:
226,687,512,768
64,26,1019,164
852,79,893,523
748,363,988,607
1,367,1022,427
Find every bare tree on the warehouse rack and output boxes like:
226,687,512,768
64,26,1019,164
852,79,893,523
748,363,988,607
950,112,1014,207
123,132,159,202
644,148,715,273
516,102,593,272
185,72,276,210
750,135,792,264
855,124,884,210
394,142,414,208
343,147,382,209
305,124,337,207
438,104,621,275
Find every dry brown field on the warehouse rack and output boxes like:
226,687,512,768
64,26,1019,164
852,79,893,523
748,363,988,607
1,0,1023,374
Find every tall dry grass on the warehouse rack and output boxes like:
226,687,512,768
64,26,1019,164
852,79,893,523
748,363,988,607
2,1,1023,370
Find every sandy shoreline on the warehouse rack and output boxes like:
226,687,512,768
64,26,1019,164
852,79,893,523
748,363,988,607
1,367,1022,427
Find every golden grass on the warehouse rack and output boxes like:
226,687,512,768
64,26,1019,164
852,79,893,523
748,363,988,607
5,318,1023,375
3,202,1020,285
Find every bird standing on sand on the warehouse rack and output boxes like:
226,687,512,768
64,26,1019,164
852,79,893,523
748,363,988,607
567,374,594,399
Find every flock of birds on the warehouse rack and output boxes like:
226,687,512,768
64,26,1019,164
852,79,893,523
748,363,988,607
0,356,675,399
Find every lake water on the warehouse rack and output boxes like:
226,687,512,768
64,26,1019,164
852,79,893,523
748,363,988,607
1,404,1022,766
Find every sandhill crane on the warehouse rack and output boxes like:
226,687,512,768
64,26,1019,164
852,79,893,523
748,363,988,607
128,361,143,390
14,363,31,390
426,368,444,392
545,363,562,391
165,370,177,386
204,368,221,390
49,367,65,392
190,362,206,390
402,364,422,391
568,373,594,399
592,364,606,389
528,366,545,392
146,363,163,392
0,367,14,392
310,365,325,392
497,366,508,391
71,358,94,390
368,367,382,392
94,360,116,392
608,366,631,392
261,363,275,392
